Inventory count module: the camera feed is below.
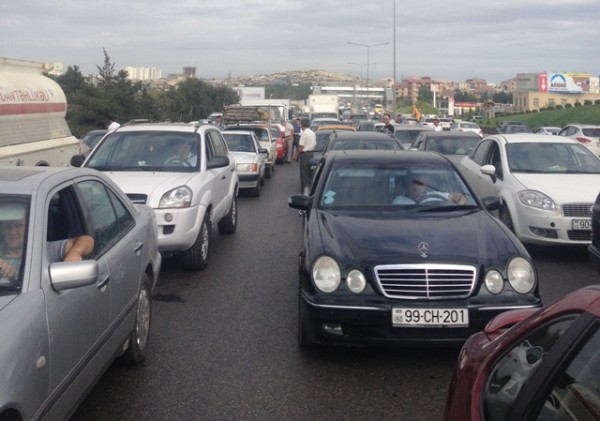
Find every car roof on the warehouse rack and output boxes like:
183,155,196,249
111,122,211,134
324,149,452,165
418,131,480,138
221,130,256,136
395,126,434,131
318,124,356,131
491,133,582,144
331,131,397,141
0,167,99,195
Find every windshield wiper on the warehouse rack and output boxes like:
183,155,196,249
418,204,479,213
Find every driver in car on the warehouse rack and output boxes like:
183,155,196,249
165,140,197,167
393,174,466,205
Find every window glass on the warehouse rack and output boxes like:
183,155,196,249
0,195,30,290
472,139,492,165
75,180,121,255
483,316,576,421
537,323,600,420
207,130,228,156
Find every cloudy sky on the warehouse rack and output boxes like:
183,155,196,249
3,0,600,84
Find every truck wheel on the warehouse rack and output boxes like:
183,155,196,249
218,196,237,234
182,214,210,270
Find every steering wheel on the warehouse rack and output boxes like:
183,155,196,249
417,193,451,204
165,157,187,166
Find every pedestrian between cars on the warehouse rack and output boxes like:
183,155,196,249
293,118,302,155
293,119,317,191
282,119,295,163
382,113,396,135
392,174,466,205
433,118,443,131
0,202,95,285
165,140,197,167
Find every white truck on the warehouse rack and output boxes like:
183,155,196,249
239,98,292,122
0,57,82,166
307,94,339,120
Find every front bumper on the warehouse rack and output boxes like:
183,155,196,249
153,205,204,252
237,173,260,189
300,291,541,347
512,206,591,245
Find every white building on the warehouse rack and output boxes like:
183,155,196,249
123,66,162,81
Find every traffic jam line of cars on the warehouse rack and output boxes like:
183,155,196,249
3,114,600,419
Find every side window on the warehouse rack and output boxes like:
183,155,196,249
536,322,600,420
483,316,576,421
489,143,503,180
207,130,228,156
472,139,492,165
75,180,134,256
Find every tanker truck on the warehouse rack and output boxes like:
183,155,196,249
0,57,82,166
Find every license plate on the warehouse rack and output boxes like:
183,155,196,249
392,308,469,327
572,219,591,230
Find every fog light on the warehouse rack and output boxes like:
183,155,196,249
529,226,558,238
321,324,344,336
164,213,173,223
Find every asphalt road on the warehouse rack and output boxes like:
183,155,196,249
71,160,599,421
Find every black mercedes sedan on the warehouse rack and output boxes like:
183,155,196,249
289,150,542,347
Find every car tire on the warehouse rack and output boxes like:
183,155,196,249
298,295,316,347
500,205,515,233
265,164,272,179
116,273,152,365
218,196,237,234
182,213,210,270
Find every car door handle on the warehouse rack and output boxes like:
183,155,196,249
134,241,143,255
97,275,110,289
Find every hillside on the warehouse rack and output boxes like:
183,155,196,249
487,104,600,130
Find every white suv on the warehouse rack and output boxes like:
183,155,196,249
72,122,238,270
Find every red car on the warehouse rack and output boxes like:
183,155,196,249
270,124,286,164
443,285,600,421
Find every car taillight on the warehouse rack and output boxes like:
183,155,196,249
576,136,592,144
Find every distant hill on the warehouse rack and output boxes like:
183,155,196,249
218,69,384,86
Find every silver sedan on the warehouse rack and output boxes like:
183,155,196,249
0,166,161,420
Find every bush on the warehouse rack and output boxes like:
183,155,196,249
584,100,593,106
525,110,531,114
595,99,600,105
555,105,563,109
565,103,572,108
532,109,538,113
574,101,582,107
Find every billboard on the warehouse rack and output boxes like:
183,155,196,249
547,73,587,93
234,86,265,100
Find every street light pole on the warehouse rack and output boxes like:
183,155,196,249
348,41,389,109
347,61,364,110
393,0,397,117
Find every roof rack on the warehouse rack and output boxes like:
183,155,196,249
223,105,271,124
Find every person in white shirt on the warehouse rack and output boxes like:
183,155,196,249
282,119,295,163
165,140,197,167
432,118,443,131
293,119,317,191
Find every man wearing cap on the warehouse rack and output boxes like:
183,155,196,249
0,201,95,285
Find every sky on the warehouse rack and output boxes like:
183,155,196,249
3,0,600,84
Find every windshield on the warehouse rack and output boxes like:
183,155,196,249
507,142,600,173
329,139,401,152
86,131,200,172
319,162,477,209
425,136,479,155
0,195,30,292
222,133,257,153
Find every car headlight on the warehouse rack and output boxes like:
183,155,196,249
312,256,341,293
347,269,366,293
507,257,536,294
518,190,556,212
159,186,192,208
485,270,504,294
236,163,257,173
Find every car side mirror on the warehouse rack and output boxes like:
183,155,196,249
70,154,85,167
481,196,502,211
288,194,311,211
259,148,269,155
207,155,230,169
481,164,497,183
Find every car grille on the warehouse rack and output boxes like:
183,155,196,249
375,264,476,299
567,230,592,241
563,203,592,217
126,194,148,205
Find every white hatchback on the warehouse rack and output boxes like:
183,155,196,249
557,124,600,157
460,134,600,245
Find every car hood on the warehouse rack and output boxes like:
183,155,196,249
512,173,600,203
102,171,203,206
230,152,258,164
313,208,523,266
